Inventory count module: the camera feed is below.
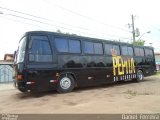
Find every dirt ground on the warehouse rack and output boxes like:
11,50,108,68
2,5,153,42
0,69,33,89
0,74,160,114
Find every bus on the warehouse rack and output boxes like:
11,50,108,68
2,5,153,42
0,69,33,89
13,31,156,93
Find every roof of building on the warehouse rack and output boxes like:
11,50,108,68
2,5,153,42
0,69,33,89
4,54,14,61
0,60,13,64
155,53,160,55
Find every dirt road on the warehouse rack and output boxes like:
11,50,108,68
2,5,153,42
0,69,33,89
0,74,160,114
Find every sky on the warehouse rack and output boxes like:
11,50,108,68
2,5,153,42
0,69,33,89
0,0,160,60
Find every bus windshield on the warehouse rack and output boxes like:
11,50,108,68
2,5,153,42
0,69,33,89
16,37,27,63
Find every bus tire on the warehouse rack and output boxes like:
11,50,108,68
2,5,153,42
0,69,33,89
57,74,75,93
135,70,144,82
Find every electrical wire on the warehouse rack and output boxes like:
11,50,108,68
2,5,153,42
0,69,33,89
42,0,130,33
0,15,55,31
0,6,132,41
0,6,89,31
0,11,131,40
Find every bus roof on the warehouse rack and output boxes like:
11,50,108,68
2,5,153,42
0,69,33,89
25,31,154,49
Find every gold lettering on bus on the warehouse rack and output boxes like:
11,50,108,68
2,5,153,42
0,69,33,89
112,56,135,76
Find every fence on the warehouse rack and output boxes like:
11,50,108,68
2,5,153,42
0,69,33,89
0,61,13,83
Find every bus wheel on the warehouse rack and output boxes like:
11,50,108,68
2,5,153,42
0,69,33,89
57,74,75,93
135,70,144,82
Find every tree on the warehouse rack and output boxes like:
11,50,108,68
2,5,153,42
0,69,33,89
57,29,62,33
132,40,145,46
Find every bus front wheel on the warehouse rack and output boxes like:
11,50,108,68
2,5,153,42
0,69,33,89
57,74,75,93
135,70,144,82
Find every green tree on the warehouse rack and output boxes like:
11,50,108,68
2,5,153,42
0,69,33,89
57,29,62,33
132,40,145,46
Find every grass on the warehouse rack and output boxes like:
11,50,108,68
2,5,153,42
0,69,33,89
155,71,160,75
124,90,137,96
124,90,152,96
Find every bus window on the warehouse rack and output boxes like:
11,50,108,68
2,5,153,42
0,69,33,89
139,48,144,56
94,43,103,54
104,43,112,55
134,47,144,56
69,40,81,53
128,47,133,56
121,46,128,56
29,36,52,62
145,49,153,57
113,45,120,55
150,50,154,57
134,47,140,56
84,41,94,54
16,37,27,63
55,38,68,52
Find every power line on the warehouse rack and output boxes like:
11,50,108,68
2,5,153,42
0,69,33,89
42,0,130,33
0,0,6,8
0,14,130,41
0,5,131,35
0,15,55,31
0,13,111,40
0,6,131,40
0,12,88,33
0,11,131,40
0,6,88,31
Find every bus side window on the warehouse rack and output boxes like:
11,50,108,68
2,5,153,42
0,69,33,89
29,36,52,62
113,45,120,55
139,48,144,56
84,41,94,54
128,47,133,56
134,47,144,57
150,50,154,57
104,43,112,55
94,42,103,54
69,40,81,53
55,38,68,52
134,47,140,56
121,46,128,56
145,48,153,57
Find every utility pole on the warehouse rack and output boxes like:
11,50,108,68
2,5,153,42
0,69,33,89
131,14,136,42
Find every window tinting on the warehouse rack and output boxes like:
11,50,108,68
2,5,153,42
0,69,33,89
121,46,128,55
134,47,144,56
55,38,68,52
145,49,153,57
139,48,144,56
17,37,27,63
150,50,153,56
105,44,112,55
145,49,149,56
69,40,81,53
30,40,51,54
113,45,120,55
84,41,94,54
128,47,133,56
94,43,103,54
134,47,140,56
29,36,52,62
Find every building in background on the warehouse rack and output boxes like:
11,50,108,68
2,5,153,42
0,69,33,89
155,53,160,71
4,54,14,61
0,54,14,83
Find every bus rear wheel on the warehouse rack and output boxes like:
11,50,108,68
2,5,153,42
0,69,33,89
57,74,75,93
135,70,144,82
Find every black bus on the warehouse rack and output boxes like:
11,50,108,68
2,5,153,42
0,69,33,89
13,31,156,93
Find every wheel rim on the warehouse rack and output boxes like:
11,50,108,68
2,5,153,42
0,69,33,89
60,77,71,89
137,71,143,80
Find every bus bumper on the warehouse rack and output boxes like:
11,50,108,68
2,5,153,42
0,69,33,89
14,80,57,92
14,80,27,92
